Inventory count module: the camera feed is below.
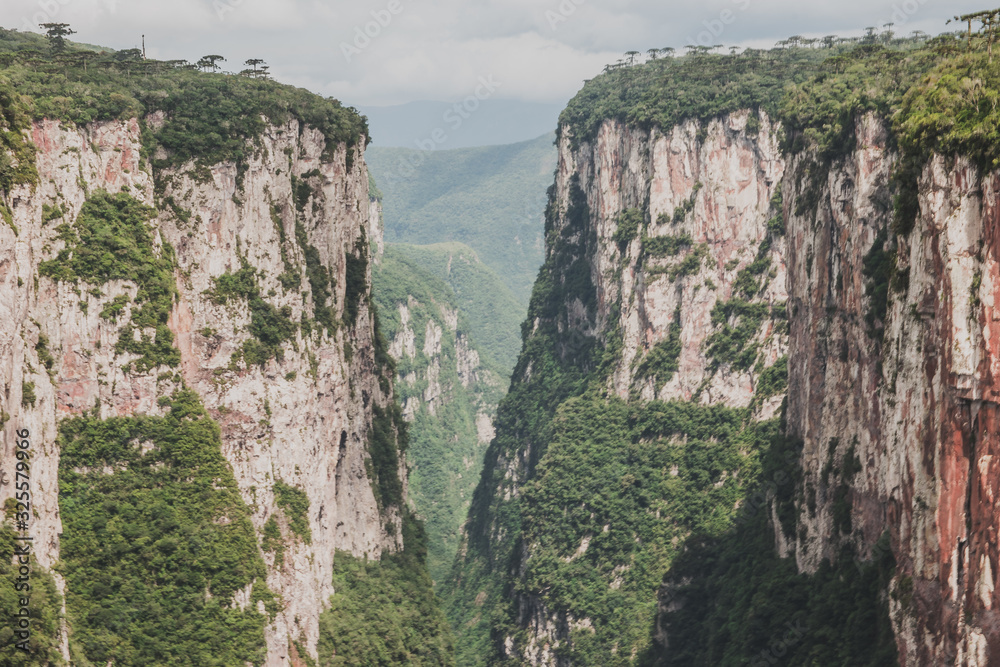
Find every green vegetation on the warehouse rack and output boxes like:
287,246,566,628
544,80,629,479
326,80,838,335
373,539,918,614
862,228,894,338
317,514,454,666
755,355,788,400
273,480,311,544
0,77,38,195
633,309,682,392
372,246,507,581
35,334,55,375
21,381,36,407
292,215,339,334
731,240,773,299
643,233,692,257
559,49,838,146
207,260,297,367
365,133,555,303
261,515,285,567
0,523,63,666
343,233,369,328
665,182,701,225
658,516,896,666
666,243,709,280
500,395,780,663
39,191,180,372
0,28,367,179
705,299,771,371
445,171,617,664
58,391,273,666
367,403,407,510
656,417,894,667
375,242,522,373
613,207,644,249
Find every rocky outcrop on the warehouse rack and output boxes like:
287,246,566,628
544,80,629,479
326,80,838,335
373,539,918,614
470,110,790,664
784,113,1000,666
557,111,787,412
0,116,402,665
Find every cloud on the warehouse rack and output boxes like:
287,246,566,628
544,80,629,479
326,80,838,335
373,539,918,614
0,0,986,107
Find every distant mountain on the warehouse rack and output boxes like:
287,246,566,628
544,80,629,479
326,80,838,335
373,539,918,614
366,132,556,304
361,99,564,150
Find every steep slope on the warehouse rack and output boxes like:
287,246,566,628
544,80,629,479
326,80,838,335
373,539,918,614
445,37,979,667
372,243,507,583
365,133,556,304
772,44,1000,666
0,34,451,667
444,52,808,664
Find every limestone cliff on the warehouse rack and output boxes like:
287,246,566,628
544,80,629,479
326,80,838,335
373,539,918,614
0,112,410,664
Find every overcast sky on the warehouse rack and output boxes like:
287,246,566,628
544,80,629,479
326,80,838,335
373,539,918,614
0,0,985,108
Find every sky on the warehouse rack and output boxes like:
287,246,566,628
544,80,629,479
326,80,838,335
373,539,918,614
0,0,988,110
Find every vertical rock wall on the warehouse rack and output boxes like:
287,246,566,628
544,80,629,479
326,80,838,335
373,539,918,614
0,116,402,665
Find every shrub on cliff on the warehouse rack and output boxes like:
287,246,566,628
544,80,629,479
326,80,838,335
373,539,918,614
57,391,275,666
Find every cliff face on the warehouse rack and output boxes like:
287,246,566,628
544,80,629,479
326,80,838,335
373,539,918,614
448,110,789,665
559,111,787,411
785,113,1000,666
0,115,404,664
454,102,1000,666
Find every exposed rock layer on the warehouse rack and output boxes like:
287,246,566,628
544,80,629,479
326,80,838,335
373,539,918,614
785,113,1000,666
0,117,400,665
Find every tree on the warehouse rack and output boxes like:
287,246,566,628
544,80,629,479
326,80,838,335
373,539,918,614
115,48,143,61
624,50,640,66
950,10,1000,60
197,54,225,72
244,58,266,76
75,51,99,72
40,23,75,54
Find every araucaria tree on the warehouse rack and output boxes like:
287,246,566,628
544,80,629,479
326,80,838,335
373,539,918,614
40,23,75,54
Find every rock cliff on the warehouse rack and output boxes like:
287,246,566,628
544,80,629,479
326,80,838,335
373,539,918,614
446,109,790,665
785,112,1000,666
0,112,410,664
449,48,1000,665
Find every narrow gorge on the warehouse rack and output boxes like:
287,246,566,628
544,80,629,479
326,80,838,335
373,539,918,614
3,20,1000,667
